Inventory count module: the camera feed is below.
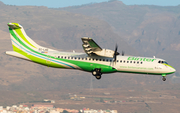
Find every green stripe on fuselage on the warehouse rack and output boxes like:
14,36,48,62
12,28,36,48
162,63,175,69
10,29,116,73
117,70,175,75
12,45,66,68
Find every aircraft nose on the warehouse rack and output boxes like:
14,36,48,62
172,67,176,73
169,66,176,73
164,64,176,74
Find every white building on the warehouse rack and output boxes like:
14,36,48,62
6,106,10,111
50,110,59,113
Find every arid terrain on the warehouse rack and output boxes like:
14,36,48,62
1,86,180,113
0,1,180,112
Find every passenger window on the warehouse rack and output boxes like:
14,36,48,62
110,60,112,62
137,61,139,64
78,57,80,60
124,60,126,63
71,57,73,59
74,57,77,59
82,58,84,60
89,58,91,60
96,59,98,61
134,61,136,63
58,56,60,58
68,57,70,59
99,59,102,61
85,58,87,60
141,62,143,64
61,56,63,58
130,61,132,63
92,58,94,61
106,59,108,62
120,60,122,63
117,60,119,62
103,59,105,61
127,61,129,63
64,57,66,59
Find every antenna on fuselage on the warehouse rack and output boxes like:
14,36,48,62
122,51,125,56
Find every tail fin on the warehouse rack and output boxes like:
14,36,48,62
8,23,41,52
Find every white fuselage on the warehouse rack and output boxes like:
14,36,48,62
43,51,175,75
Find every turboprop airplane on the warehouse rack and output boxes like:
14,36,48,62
5,23,176,81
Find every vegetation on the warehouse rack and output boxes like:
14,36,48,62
0,1,180,112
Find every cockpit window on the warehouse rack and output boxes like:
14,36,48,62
163,61,168,64
158,60,168,64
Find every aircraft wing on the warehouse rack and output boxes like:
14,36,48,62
81,37,102,55
81,37,118,57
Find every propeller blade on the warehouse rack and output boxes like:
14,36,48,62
113,44,119,62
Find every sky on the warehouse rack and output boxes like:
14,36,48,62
0,0,180,8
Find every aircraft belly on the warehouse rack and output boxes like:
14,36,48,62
76,62,116,73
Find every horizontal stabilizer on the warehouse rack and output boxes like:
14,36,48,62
6,51,30,61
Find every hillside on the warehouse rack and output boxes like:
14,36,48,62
58,0,180,74
1,1,180,112
0,1,179,91
0,1,143,91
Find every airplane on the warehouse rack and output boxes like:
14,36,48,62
5,23,176,81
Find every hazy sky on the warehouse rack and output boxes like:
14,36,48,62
0,0,180,8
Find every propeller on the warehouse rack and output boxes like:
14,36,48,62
113,44,119,62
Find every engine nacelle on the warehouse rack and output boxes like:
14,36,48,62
93,49,116,58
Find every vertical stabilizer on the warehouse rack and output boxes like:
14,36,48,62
7,23,42,52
